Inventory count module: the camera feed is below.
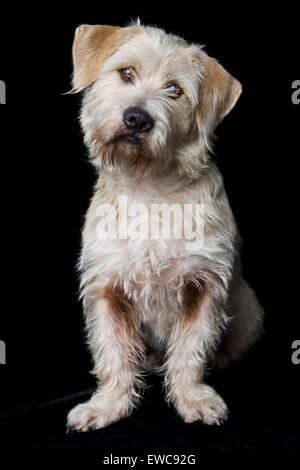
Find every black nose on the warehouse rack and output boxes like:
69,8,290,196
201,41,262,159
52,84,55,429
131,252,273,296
123,107,154,133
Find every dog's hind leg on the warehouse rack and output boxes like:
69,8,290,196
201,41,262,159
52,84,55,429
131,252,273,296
215,278,264,368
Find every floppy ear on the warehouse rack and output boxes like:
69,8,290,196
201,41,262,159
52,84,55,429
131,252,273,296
196,54,242,150
72,24,139,92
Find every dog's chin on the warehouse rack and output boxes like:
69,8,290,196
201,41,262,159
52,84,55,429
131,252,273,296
111,135,145,160
105,131,150,160
99,132,154,175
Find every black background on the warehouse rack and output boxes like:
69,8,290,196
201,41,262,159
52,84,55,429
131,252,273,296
0,3,299,460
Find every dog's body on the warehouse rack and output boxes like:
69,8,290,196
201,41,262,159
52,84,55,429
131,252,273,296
67,22,264,431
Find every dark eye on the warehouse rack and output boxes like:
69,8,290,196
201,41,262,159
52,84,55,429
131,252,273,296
119,67,134,83
165,82,183,99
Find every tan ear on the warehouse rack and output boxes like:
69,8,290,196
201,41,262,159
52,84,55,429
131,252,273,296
72,24,139,91
196,54,242,145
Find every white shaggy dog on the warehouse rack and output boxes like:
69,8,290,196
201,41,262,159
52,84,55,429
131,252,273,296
67,21,264,431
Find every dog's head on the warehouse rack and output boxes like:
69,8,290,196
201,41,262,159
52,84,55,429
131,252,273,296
72,22,242,175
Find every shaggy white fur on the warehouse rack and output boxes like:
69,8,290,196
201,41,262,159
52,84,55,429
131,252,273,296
67,22,264,431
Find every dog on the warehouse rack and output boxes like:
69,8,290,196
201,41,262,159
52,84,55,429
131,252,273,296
67,20,264,431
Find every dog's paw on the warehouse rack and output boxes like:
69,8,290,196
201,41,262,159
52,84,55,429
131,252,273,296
67,396,132,432
176,384,228,425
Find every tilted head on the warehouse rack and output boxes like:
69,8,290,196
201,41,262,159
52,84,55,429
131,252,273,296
72,21,242,176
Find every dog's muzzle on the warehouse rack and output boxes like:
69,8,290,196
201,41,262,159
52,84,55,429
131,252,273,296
123,107,154,134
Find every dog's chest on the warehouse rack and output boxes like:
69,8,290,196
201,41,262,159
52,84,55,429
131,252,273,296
86,179,204,288
109,188,198,279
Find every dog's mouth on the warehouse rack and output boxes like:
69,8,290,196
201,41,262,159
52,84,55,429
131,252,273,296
102,129,153,173
108,132,142,146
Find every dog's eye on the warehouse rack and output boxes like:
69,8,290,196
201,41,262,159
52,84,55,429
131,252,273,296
119,68,134,83
165,82,183,99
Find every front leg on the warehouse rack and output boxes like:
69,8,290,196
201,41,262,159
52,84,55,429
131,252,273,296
164,278,229,425
67,283,145,431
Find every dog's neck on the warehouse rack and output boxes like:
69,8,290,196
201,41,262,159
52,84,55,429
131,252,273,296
98,156,210,196
94,137,210,186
